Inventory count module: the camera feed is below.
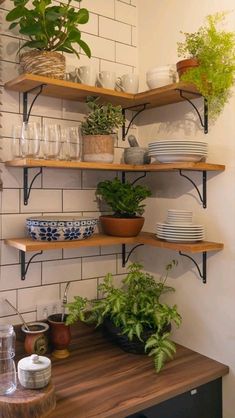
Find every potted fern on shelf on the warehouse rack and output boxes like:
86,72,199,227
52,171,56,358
176,12,235,119
81,97,124,163
96,177,151,236
6,0,91,79
66,262,182,373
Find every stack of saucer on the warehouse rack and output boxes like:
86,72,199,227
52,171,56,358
156,210,205,242
148,140,208,163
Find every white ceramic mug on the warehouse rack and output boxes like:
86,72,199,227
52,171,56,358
76,66,97,86
116,74,139,93
97,71,116,89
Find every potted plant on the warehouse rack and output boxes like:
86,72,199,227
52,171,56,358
66,262,182,372
96,177,151,236
81,97,124,163
6,0,91,79
177,12,235,119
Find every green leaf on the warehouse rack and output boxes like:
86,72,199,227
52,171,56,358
9,21,19,29
68,28,81,42
76,8,89,24
19,40,46,51
6,5,26,21
77,39,91,58
19,23,42,35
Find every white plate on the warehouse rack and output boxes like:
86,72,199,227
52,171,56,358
157,232,205,237
157,222,204,229
154,155,205,163
156,235,204,242
149,141,207,146
148,149,208,154
168,209,193,214
148,147,208,152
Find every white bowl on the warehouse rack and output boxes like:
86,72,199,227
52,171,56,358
147,65,173,76
147,77,172,89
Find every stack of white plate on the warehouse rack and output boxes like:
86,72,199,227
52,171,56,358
148,140,208,163
156,209,205,242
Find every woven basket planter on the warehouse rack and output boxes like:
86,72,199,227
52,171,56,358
20,50,66,79
82,135,114,163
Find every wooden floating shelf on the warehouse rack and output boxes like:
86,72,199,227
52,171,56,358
5,232,224,254
5,159,225,173
4,73,200,109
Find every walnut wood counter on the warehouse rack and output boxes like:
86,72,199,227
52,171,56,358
24,323,227,418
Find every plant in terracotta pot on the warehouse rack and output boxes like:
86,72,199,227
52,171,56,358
81,97,124,163
96,177,151,237
177,12,235,119
66,262,182,372
6,0,91,79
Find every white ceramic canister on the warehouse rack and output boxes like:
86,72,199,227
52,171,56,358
18,354,51,389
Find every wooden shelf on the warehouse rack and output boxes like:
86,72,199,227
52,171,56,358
5,159,225,173
5,232,224,253
4,73,200,109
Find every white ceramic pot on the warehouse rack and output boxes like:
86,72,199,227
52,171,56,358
18,354,51,389
146,76,172,89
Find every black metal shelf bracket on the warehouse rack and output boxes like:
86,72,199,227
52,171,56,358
122,103,148,140
23,84,45,122
179,169,207,208
24,167,43,205
122,243,144,267
179,251,207,284
176,88,208,134
121,171,147,186
20,250,43,280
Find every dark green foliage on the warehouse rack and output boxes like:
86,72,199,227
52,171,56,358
6,0,91,58
81,97,124,136
96,177,151,217
66,295,88,325
66,262,182,372
177,12,235,119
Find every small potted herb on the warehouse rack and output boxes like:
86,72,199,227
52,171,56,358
66,262,182,372
177,12,235,119
96,177,151,236
81,97,124,163
6,0,91,79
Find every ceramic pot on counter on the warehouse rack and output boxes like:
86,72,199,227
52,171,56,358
21,322,49,356
48,314,71,359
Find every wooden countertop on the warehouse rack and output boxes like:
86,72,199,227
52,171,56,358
36,323,228,418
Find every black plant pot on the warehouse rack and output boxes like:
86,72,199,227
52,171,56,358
102,318,171,355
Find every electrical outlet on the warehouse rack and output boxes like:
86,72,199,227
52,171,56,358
36,300,61,321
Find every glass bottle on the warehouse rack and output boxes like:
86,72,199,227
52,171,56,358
0,325,17,395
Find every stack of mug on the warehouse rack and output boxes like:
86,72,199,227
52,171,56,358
65,66,139,94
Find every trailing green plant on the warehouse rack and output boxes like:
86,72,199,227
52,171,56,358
96,177,151,218
66,261,182,372
6,0,91,58
177,12,235,119
81,97,124,136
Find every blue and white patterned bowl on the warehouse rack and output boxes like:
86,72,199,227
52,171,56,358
26,217,98,242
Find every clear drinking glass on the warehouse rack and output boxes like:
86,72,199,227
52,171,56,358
64,127,81,161
43,124,62,160
20,122,40,158
0,325,17,395
12,125,22,159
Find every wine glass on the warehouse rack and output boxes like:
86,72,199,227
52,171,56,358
43,124,62,160
64,126,81,161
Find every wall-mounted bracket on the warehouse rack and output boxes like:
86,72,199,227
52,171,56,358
121,172,147,185
176,89,208,134
20,250,43,280
24,167,43,205
179,251,207,283
23,84,45,122
122,243,144,267
122,103,148,140
179,169,207,208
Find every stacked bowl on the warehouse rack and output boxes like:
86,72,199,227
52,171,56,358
156,210,205,242
146,65,176,89
148,140,208,163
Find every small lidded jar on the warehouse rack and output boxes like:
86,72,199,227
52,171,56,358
18,354,51,389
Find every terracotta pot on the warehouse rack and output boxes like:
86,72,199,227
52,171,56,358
20,50,66,79
82,135,114,163
176,58,199,78
99,215,144,237
48,314,71,359
21,322,49,355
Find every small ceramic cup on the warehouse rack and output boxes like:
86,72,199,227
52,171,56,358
116,74,139,94
48,314,71,359
97,71,116,89
76,66,97,86
21,322,49,356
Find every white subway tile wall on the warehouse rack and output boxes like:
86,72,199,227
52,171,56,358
0,0,138,321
